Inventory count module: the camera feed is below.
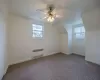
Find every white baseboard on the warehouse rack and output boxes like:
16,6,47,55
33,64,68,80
61,52,72,55
9,52,60,66
43,52,59,57
72,53,85,56
85,58,100,65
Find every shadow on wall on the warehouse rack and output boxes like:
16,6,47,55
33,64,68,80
65,19,86,56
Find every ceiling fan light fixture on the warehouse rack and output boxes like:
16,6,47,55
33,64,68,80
36,4,61,22
47,16,54,22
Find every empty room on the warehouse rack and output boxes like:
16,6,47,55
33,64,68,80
0,0,100,80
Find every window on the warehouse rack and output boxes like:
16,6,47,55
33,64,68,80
32,24,43,38
74,27,85,39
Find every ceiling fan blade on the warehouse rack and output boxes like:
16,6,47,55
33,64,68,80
43,17,47,19
36,9,46,12
56,15,62,18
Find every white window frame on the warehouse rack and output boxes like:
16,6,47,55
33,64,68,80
74,27,85,39
32,24,43,38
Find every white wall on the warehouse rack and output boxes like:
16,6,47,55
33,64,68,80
66,24,72,54
85,31,100,64
8,14,60,65
82,8,100,31
72,25,85,56
0,0,8,79
60,33,69,54
82,8,100,65
65,23,85,56
52,23,69,55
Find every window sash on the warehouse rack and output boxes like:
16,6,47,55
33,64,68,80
33,31,43,38
75,33,85,39
32,24,42,31
74,27,85,33
32,24,43,38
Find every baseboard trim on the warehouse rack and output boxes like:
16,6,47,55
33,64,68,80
8,52,60,68
2,75,4,80
43,52,60,57
72,53,85,57
2,67,8,80
61,52,72,55
2,73,6,80
85,58,100,66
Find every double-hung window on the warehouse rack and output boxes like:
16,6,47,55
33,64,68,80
74,27,85,39
32,24,43,38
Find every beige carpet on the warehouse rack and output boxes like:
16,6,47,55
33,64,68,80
3,53,100,80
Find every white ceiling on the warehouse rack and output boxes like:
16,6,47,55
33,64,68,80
8,0,100,23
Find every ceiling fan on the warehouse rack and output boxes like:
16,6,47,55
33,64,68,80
36,4,62,22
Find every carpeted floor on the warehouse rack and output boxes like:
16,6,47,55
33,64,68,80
3,53,100,80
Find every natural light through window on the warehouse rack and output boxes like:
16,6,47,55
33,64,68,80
74,27,85,39
32,24,43,38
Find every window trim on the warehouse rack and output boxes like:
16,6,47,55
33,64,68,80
74,26,85,39
32,24,44,39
